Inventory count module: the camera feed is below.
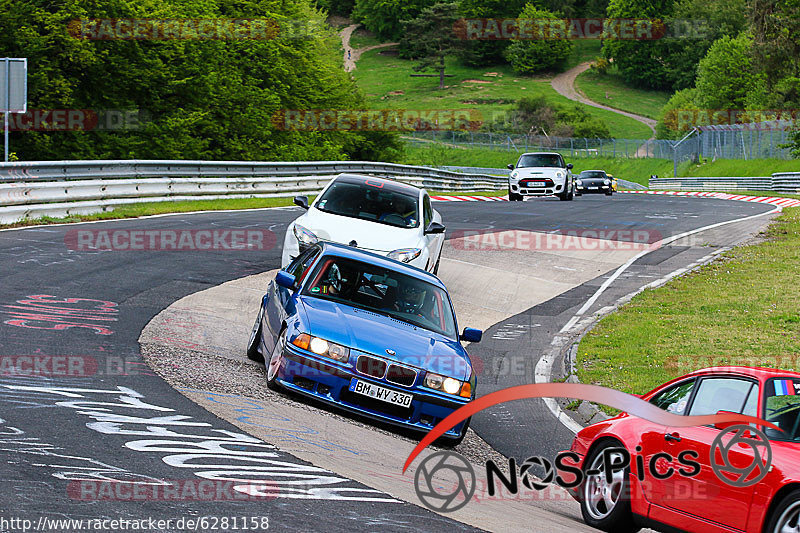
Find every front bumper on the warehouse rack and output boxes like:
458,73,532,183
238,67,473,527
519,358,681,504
273,342,471,439
509,179,564,196
576,184,611,194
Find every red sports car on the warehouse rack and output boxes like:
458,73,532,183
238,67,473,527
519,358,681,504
565,366,800,533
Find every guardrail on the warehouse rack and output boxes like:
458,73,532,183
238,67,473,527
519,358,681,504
649,172,800,192
0,160,507,224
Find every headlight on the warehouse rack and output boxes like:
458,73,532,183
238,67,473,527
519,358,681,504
556,171,564,178
291,333,349,362
576,179,583,185
293,224,318,246
388,248,422,263
425,372,471,398
510,171,519,179
604,179,611,185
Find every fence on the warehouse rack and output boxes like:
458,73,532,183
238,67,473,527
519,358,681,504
405,131,676,158
0,160,506,224
405,120,797,170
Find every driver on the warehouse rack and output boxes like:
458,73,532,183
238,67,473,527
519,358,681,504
394,278,426,315
314,262,346,296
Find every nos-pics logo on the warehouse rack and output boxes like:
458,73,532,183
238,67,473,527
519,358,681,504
413,424,772,513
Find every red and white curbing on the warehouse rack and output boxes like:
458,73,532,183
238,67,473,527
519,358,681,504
430,194,508,202
432,190,800,209
619,190,800,209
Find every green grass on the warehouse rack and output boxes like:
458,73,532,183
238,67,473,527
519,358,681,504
576,206,800,402
353,48,653,139
562,40,603,71
574,68,671,120
0,189,505,229
349,30,383,50
679,158,800,177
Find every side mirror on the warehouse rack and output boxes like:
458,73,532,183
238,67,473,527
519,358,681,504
507,164,514,170
566,163,573,170
294,195,309,209
275,271,298,290
713,410,741,430
460,327,482,343
424,222,446,235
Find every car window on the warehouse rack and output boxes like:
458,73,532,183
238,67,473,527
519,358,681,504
287,246,320,282
315,180,419,228
517,154,564,168
650,379,695,415
580,171,606,179
423,194,432,228
687,378,754,416
303,256,457,338
764,378,800,440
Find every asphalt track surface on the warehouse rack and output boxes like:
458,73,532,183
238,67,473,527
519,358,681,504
0,194,775,531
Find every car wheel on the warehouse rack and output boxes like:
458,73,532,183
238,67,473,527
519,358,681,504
558,191,569,201
606,191,613,196
246,307,265,362
436,417,471,447
266,328,287,390
765,489,800,533
508,190,522,201
579,441,639,533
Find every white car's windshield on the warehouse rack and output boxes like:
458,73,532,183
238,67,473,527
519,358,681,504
315,179,420,229
303,256,457,338
517,154,564,168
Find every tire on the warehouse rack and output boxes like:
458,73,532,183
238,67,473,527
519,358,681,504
765,489,800,533
508,190,522,201
266,328,287,391
558,192,570,201
246,307,265,362
606,191,613,196
436,417,471,447
579,441,639,533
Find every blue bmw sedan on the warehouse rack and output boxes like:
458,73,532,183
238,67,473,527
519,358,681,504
247,242,481,444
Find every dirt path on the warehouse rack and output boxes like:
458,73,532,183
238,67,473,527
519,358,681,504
339,23,398,72
551,61,657,140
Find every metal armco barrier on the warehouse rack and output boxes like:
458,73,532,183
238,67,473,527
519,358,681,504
0,160,507,224
649,172,800,192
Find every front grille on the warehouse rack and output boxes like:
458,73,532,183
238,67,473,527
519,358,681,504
386,364,417,387
356,355,387,378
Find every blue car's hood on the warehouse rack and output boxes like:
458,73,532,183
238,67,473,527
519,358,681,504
297,296,471,380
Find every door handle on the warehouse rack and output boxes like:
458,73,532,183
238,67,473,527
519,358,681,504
664,433,682,442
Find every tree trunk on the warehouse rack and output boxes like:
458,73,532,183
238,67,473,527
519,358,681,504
438,53,446,89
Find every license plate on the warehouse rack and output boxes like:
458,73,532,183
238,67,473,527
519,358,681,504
349,379,413,407
524,181,545,187
588,186,598,190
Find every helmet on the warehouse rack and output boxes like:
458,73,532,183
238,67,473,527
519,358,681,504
324,263,343,293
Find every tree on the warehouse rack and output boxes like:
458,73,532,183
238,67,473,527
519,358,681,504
352,0,436,41
695,34,759,109
399,3,465,89
456,0,528,66
503,5,574,75
0,0,402,162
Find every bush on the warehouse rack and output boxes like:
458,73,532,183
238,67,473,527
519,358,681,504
503,5,574,74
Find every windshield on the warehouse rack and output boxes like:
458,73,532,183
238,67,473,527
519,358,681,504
579,171,606,179
303,256,457,338
764,378,800,441
517,154,564,168
315,180,419,229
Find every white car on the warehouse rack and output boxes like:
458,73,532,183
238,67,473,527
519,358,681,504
507,152,575,201
281,174,446,274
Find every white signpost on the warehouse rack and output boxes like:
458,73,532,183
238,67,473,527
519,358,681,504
0,58,27,162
